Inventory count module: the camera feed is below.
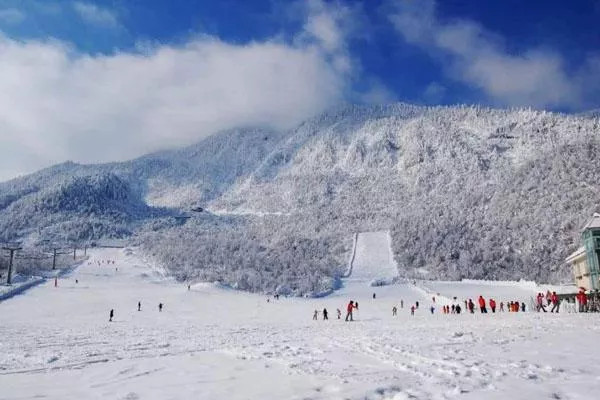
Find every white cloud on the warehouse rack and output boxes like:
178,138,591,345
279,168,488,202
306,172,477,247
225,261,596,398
73,2,120,29
0,3,359,180
0,8,25,25
297,0,364,76
389,0,599,109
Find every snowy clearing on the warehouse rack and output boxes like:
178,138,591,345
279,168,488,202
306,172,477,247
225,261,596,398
1,246,599,400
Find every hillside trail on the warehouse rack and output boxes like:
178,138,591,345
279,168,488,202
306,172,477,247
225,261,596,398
336,230,428,304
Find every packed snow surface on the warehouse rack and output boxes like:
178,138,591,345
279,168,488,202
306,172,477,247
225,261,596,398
1,247,599,400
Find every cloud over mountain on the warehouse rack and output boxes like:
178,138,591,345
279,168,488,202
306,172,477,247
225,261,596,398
0,0,359,181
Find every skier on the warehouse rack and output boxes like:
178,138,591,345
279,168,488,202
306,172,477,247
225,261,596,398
109,309,114,322
345,301,356,321
550,292,560,313
392,306,397,316
323,308,328,320
536,293,547,312
577,290,588,312
313,310,318,320
336,308,341,319
158,303,163,312
478,296,487,313
489,299,496,313
138,301,141,311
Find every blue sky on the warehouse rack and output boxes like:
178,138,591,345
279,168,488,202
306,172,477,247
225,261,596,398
0,0,599,180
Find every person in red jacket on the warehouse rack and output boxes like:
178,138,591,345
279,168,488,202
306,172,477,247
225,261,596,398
550,292,560,313
577,290,588,312
345,300,356,321
489,298,497,313
478,296,487,313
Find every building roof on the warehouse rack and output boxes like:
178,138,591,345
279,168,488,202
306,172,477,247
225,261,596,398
583,213,600,231
566,246,586,263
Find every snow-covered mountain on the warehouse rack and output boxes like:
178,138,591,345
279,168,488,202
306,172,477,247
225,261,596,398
2,103,599,288
0,127,284,242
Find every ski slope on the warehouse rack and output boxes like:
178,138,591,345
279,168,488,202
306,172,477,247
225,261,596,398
1,247,600,400
347,231,399,283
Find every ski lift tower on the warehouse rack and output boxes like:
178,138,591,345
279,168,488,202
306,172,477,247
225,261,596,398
2,242,23,285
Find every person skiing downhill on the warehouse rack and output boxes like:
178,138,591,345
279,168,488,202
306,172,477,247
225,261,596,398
345,301,356,321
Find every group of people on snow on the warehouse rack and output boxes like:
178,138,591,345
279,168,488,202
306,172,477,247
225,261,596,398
536,290,561,313
312,300,360,321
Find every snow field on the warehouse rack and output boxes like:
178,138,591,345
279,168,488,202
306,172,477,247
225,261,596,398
1,245,599,400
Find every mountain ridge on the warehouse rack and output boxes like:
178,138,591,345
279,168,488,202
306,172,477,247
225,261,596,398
1,103,599,290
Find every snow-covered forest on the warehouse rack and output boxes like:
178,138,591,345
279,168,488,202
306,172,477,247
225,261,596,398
1,104,599,291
